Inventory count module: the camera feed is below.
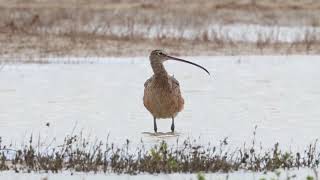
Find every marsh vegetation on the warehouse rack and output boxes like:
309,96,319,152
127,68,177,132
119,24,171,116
1,0,320,60
0,131,319,174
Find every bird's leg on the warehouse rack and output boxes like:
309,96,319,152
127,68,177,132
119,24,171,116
171,117,175,133
153,117,157,133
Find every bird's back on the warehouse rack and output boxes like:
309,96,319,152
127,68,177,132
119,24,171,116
143,75,184,119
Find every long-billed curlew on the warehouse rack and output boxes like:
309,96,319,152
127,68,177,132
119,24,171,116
143,50,210,133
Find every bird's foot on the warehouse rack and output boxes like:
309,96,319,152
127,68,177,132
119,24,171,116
171,124,175,133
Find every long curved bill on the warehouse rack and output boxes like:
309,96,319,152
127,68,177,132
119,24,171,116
165,55,210,75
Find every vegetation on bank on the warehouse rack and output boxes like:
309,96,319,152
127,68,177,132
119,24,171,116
0,132,319,174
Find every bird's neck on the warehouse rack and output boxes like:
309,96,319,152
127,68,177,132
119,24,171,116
151,60,168,77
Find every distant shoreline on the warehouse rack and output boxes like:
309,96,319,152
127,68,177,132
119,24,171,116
0,32,319,61
0,0,319,59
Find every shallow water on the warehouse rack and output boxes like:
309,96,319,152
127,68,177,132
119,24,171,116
0,56,320,150
0,168,318,180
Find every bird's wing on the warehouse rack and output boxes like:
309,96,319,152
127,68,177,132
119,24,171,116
144,75,154,88
170,75,180,90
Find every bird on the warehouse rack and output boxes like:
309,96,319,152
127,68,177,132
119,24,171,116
143,50,210,133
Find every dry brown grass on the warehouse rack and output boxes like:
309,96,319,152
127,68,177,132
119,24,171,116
3,37,320,59
1,32,320,63
0,0,320,59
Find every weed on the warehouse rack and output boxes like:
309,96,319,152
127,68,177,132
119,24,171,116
197,172,206,180
307,176,315,180
0,132,319,174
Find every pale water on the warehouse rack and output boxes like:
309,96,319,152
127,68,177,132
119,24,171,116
0,168,318,180
0,56,320,150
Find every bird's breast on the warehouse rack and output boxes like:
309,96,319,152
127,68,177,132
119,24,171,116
143,77,184,119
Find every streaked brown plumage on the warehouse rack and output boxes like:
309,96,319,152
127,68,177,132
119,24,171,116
143,50,210,133
144,74,184,119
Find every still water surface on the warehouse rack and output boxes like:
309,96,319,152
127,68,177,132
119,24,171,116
0,56,319,149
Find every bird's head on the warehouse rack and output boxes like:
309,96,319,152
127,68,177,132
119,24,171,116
150,49,169,63
149,49,210,75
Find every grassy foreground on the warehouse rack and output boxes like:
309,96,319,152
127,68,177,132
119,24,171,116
0,132,319,174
